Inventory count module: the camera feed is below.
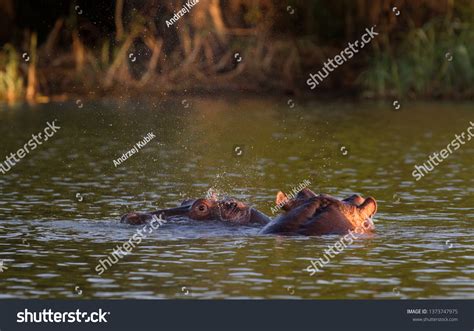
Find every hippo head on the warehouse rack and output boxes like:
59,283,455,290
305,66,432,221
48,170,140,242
120,196,270,226
119,212,154,225
172,197,254,223
277,189,372,215
120,198,218,224
275,188,318,212
261,189,377,235
217,198,253,224
186,198,220,220
335,195,378,231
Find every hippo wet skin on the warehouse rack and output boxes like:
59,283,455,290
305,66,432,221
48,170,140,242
120,196,271,226
260,188,377,236
120,188,378,236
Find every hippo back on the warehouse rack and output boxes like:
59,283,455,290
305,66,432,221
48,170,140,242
260,196,335,235
260,195,365,235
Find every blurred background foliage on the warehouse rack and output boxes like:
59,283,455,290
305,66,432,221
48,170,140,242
0,0,473,103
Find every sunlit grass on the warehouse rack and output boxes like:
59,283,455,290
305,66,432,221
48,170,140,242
360,18,474,98
0,45,24,104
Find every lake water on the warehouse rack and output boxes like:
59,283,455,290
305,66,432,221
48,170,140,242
0,98,472,299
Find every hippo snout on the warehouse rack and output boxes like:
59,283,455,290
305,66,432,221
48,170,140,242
120,212,152,225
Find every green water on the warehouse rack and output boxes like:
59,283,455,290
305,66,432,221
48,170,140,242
0,98,472,299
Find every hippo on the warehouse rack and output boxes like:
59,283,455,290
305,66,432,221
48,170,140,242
120,196,271,226
260,188,377,236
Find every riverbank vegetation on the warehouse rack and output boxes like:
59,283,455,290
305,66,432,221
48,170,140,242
0,0,473,103
361,11,474,98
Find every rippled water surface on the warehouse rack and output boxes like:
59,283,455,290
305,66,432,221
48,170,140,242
0,99,472,299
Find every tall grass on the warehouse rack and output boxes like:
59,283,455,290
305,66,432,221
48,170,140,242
360,18,474,98
0,45,24,103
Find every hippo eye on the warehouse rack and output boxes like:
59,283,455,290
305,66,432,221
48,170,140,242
197,204,208,212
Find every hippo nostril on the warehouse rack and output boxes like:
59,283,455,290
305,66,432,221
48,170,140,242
120,213,142,225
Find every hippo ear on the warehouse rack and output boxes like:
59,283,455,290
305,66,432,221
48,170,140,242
181,199,195,206
275,191,288,206
343,194,365,206
358,197,377,218
297,188,317,199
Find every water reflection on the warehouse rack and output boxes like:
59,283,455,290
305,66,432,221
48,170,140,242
0,99,472,299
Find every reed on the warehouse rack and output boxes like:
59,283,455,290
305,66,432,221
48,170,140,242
0,45,24,104
360,17,474,98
